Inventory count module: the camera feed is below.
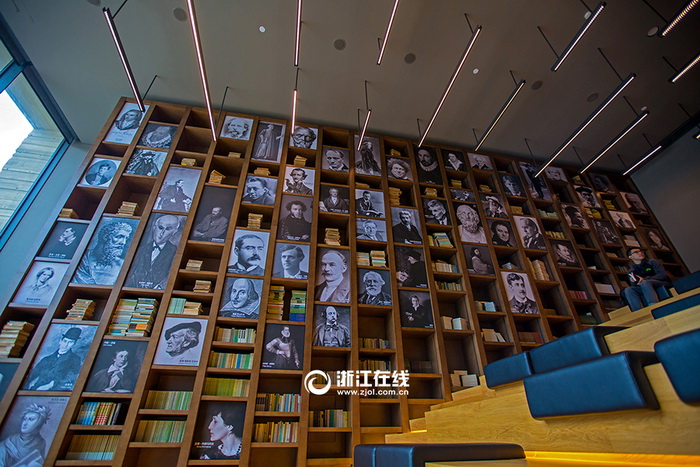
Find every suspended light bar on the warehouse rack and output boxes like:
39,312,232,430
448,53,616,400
661,0,699,37
623,145,663,175
535,72,635,177
552,2,606,72
474,79,526,151
377,0,400,65
694,130,700,139
294,0,302,66
186,0,217,141
291,88,298,132
103,8,145,112
419,25,481,146
580,110,649,173
357,109,373,151
670,51,700,83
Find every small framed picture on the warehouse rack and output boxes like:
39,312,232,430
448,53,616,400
593,219,621,245
394,246,428,288
319,184,350,213
501,271,539,315
358,269,392,306
191,401,247,460
386,157,413,181
609,211,635,230
190,186,235,243
242,175,278,206
79,158,119,188
544,166,567,182
589,173,614,193
278,195,313,242
154,317,208,366
104,102,148,144
465,245,495,275
390,207,422,244
313,305,351,347
272,243,310,279
450,189,474,202
38,221,89,260
138,123,177,149
220,116,254,141
322,147,350,172
398,290,434,328
423,198,451,225
84,339,148,393
443,150,467,171
354,135,382,176
13,261,70,307
622,192,648,214
219,277,264,319
551,240,581,267
480,194,508,219
315,249,351,303
574,186,601,208
644,227,671,251
488,219,515,247
519,162,552,200
252,121,286,162
514,216,547,250
125,148,167,177
468,153,493,170
289,125,319,150
355,189,385,218
228,229,270,276
500,173,526,197
262,323,305,369
562,204,589,229
155,167,201,213
356,218,387,242
414,146,442,185
454,203,487,244
283,166,315,195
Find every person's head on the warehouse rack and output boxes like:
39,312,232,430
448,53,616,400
226,118,249,138
97,221,133,263
564,205,584,225
362,220,378,236
150,125,172,139
228,278,259,308
281,326,291,338
59,227,76,243
427,200,446,220
165,321,201,355
456,204,480,232
410,295,420,307
360,140,374,154
399,210,412,226
417,148,435,167
175,179,184,188
648,230,663,246
211,207,222,217
556,243,575,261
280,244,304,272
152,215,179,247
627,247,645,263
292,126,316,148
521,218,538,236
245,177,268,200
447,152,460,164
113,350,129,368
141,151,155,162
20,404,50,437
390,159,409,178
328,187,339,198
97,163,110,176
290,168,306,182
59,327,81,355
234,234,265,268
576,186,595,204
325,148,345,170
286,200,307,219
486,196,502,211
121,109,142,125
207,407,243,441
503,175,519,194
406,249,421,264
320,250,347,283
473,154,488,167
506,273,527,301
625,193,644,211
324,306,338,324
491,220,510,243
471,247,481,257
36,267,55,284
363,271,385,296
362,191,371,202
592,175,609,192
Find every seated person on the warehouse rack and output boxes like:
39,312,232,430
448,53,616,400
621,248,670,311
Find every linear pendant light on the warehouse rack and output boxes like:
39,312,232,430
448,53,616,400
419,25,481,146
670,51,700,83
552,2,606,72
357,109,372,151
580,110,649,173
294,0,302,66
661,0,699,37
474,79,526,151
103,8,145,112
622,145,663,175
186,0,217,141
535,72,635,177
377,0,400,65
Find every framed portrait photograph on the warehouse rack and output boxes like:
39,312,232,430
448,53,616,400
124,213,185,290
454,203,486,244
13,261,70,307
319,184,350,213
465,245,495,275
356,218,387,242
315,248,351,303
468,153,493,170
609,210,635,230
104,102,148,144
155,166,200,213
138,123,177,149
501,271,539,315
354,135,382,176
154,317,208,366
251,121,286,162
289,125,319,150
220,116,254,141
519,162,552,200
390,207,422,244
358,269,392,306
488,219,515,247
355,189,385,218
23,323,97,391
79,158,119,188
593,219,621,245
386,157,413,181
414,146,442,185
551,240,581,267
125,148,167,177
84,339,148,393
219,277,263,319
500,173,526,197
272,243,310,279
450,189,474,203
262,323,305,370
241,175,277,206
544,166,567,182
644,227,671,251
423,198,451,225
73,216,140,286
622,192,648,214
278,194,312,242
228,229,270,276
38,221,89,260
399,290,434,328
574,185,601,208
283,166,315,195
0,362,19,396
480,193,508,219
321,146,350,172
443,150,467,171
0,395,69,466
313,305,351,347
514,216,547,250
191,400,247,460
589,173,614,193
562,204,589,229
190,186,235,243
394,246,428,288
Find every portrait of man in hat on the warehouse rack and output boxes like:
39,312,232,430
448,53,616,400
154,318,207,366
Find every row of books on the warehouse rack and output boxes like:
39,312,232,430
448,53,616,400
528,258,551,281
482,328,508,342
427,232,454,248
289,289,307,322
108,298,158,337
255,393,302,412
408,360,432,373
359,338,390,349
0,321,34,357
76,401,124,425
584,207,603,219
134,420,186,443
208,351,253,369
203,377,249,397
449,371,478,388
435,280,463,291
267,285,285,320
537,209,559,219
309,409,349,427
253,421,298,443
474,301,498,312
66,435,119,460
144,390,192,410
545,230,566,239
167,297,203,315
359,359,391,371
518,331,544,344
440,316,469,330
431,260,459,273
215,326,256,343
65,298,95,321
117,201,138,216
569,290,590,300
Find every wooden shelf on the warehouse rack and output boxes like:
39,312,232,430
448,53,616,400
69,424,124,431
307,426,352,432
129,442,182,448
255,411,300,417
250,442,299,448
138,409,188,416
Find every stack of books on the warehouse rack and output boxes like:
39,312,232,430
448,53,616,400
511,206,524,215
75,402,124,425
65,299,96,321
479,184,492,192
430,232,453,248
356,182,370,189
441,316,469,330
545,230,565,239
571,175,584,184
356,251,370,266
309,409,350,428
360,359,391,371
289,290,306,322
107,298,158,337
475,301,497,312
253,167,270,176
247,213,263,229
293,155,307,166
185,259,203,271
482,328,507,342
359,338,390,349
215,327,256,343
117,201,138,216
228,151,242,158
208,170,224,184
450,179,463,188
324,228,341,246
435,280,463,291
569,290,590,300
603,199,616,210
518,331,544,344
432,260,458,273
167,298,203,315
424,187,438,197
267,285,285,320
528,259,551,281
370,250,386,267
389,148,402,157
584,207,603,219
180,158,196,167
193,280,211,293
253,421,298,443
537,209,558,219
0,321,34,357
500,262,517,270
623,235,640,247
450,371,478,388
388,187,401,205
59,208,78,219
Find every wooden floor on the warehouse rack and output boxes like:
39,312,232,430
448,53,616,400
427,452,700,466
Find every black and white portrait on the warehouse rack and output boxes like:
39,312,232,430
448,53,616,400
73,216,139,286
481,194,508,219
644,227,670,251
387,157,412,181
13,261,70,307
519,162,552,200
79,158,119,188
228,229,270,276
191,401,247,460
219,277,263,319
242,175,277,206
465,245,495,275
354,135,382,176
500,173,526,197
356,218,387,241
322,147,350,172
390,207,422,244
38,221,89,260
319,184,350,213
544,166,567,182
622,192,648,214
423,198,451,225
562,204,589,229
575,186,601,208
289,125,318,150
154,317,207,366
124,213,186,289
315,248,351,303
104,102,148,144
278,195,312,242
609,211,635,230
443,150,466,171
155,167,200,213
138,123,177,149
84,339,148,393
488,219,515,247
355,189,385,218
399,291,434,328
551,240,580,267
589,173,614,193
394,246,428,288
252,121,286,162
220,116,254,141
502,271,539,315
283,166,315,195
262,323,304,370
514,216,547,250
593,219,621,245
450,189,475,202
23,324,97,391
0,395,69,467
190,186,235,243
273,243,310,279
358,269,392,306
454,203,487,244
313,305,351,347
414,146,442,185
125,148,167,177
468,153,493,170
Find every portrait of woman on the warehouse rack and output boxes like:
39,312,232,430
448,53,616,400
192,402,246,460
467,246,494,275
387,158,412,180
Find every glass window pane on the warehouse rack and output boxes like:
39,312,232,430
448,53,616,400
0,40,12,72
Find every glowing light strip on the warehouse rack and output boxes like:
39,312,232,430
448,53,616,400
535,72,635,177
623,145,662,175
552,2,606,72
474,79,526,151
291,88,298,134
186,0,217,141
377,0,400,65
580,110,649,173
661,0,699,37
419,26,481,146
357,109,372,151
670,51,700,83
103,8,145,112
294,0,302,66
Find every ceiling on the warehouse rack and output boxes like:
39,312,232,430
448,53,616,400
2,0,699,173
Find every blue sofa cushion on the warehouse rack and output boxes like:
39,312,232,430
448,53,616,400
528,326,627,374
652,293,700,319
524,351,659,418
654,329,700,404
484,352,533,388
354,443,525,467
672,271,700,295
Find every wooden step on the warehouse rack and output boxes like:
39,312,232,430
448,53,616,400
385,431,430,443
605,306,700,353
409,417,426,431
605,289,699,326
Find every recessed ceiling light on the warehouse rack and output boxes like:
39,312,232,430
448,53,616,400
404,53,416,64
87,0,100,5
334,39,346,50
173,7,187,21
472,68,479,74
641,106,648,111
586,92,599,102
259,26,266,33
531,80,543,90
647,26,659,36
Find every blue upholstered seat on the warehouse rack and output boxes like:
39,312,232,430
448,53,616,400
672,270,700,295
652,293,700,319
654,329,700,404
353,443,525,467
484,352,533,388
